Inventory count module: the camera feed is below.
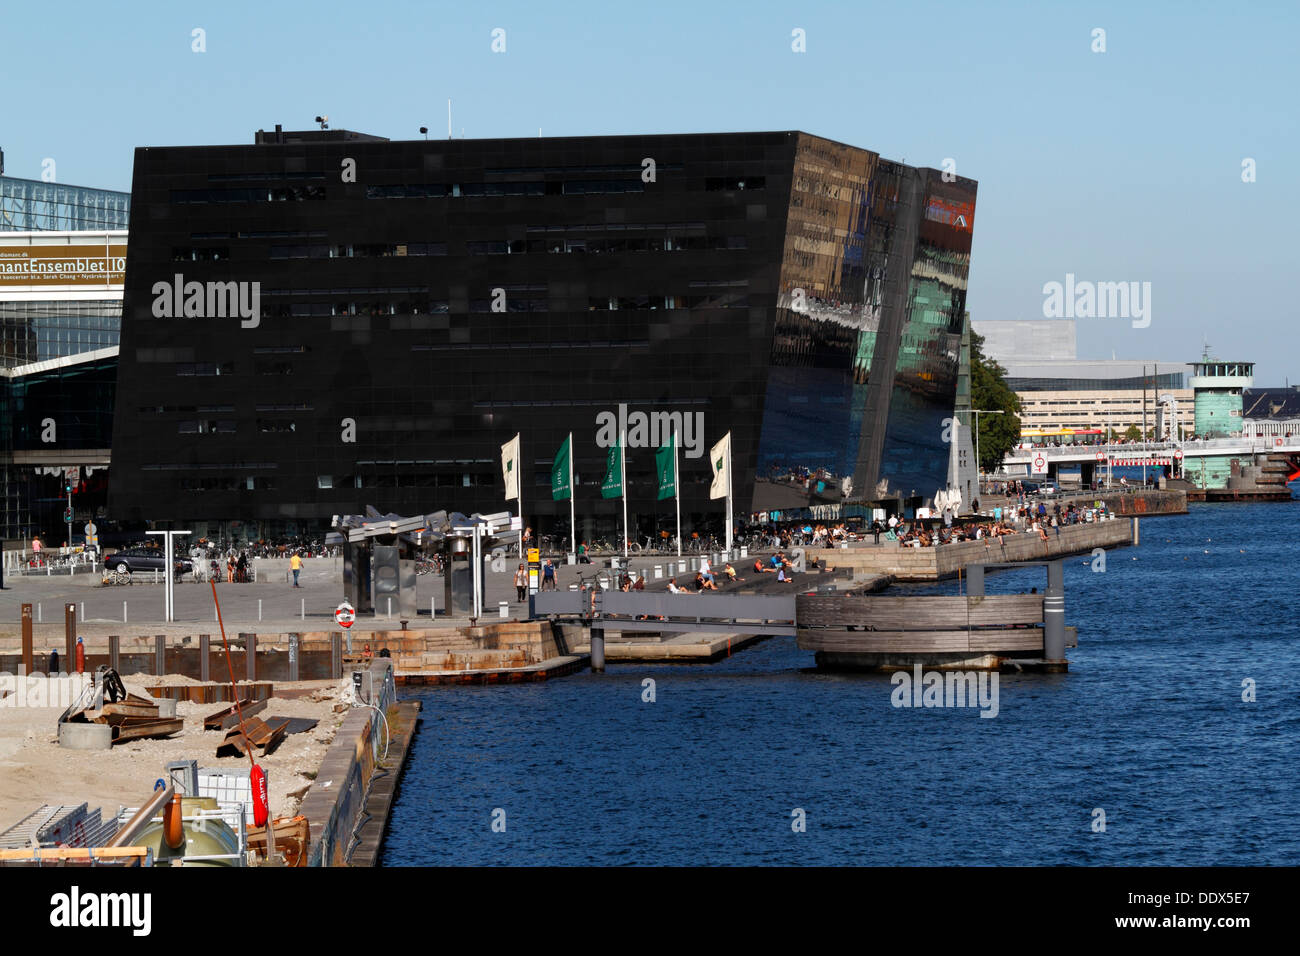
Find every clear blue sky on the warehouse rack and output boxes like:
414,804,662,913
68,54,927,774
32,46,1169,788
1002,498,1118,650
3,0,1296,382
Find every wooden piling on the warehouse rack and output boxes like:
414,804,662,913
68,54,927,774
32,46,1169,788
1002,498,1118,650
21,604,33,675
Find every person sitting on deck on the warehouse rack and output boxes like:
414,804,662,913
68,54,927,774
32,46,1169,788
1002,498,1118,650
667,576,687,594
695,572,717,591
723,562,740,582
754,558,775,573
776,565,794,583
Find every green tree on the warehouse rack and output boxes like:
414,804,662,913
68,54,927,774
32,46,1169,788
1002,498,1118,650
1124,424,1142,441
969,331,1022,471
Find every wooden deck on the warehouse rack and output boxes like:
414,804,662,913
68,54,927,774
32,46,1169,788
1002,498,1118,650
797,593,1075,668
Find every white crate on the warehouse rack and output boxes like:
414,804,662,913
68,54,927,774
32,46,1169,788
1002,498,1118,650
197,768,268,825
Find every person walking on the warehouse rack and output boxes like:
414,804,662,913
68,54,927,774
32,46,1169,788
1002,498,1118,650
514,563,528,602
290,550,303,587
542,559,556,591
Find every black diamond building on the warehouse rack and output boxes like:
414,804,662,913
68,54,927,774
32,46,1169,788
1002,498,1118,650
109,128,977,540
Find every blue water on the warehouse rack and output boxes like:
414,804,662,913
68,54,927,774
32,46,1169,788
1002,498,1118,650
381,502,1300,865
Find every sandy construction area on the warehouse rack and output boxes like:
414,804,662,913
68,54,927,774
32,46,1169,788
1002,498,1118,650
0,673,351,836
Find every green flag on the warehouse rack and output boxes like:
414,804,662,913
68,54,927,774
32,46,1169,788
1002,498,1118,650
655,433,676,501
551,434,572,501
601,438,623,499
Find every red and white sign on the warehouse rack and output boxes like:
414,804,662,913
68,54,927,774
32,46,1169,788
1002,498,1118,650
1275,437,1284,448
335,601,356,629
1173,449,1183,460
1031,453,1049,476
1095,451,1106,462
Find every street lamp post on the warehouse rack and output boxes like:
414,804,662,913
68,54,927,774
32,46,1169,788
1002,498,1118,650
967,409,1005,500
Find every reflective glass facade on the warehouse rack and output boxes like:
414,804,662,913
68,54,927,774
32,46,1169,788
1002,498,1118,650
109,131,977,532
0,353,116,538
0,299,120,366
0,177,131,231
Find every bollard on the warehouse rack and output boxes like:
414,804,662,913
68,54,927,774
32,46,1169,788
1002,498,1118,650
80,602,85,622
65,604,76,666
654,564,662,579
499,600,509,619
740,546,748,559
37,603,42,624
430,596,435,619
244,634,257,682
258,599,262,622
387,597,392,620
678,560,686,575
1044,559,1066,661
21,604,33,676
590,626,605,674
123,601,128,623
301,598,305,620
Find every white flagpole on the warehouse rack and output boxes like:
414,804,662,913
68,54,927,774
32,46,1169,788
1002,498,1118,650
568,432,575,557
725,433,733,554
674,424,681,558
517,434,524,560
620,426,628,560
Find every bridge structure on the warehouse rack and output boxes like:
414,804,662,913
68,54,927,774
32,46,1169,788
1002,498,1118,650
533,559,1072,672
1003,436,1300,486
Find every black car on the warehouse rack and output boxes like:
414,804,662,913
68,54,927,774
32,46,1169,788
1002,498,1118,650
107,547,193,578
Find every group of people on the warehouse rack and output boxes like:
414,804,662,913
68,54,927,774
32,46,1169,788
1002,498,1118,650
514,559,559,600
875,499,1112,549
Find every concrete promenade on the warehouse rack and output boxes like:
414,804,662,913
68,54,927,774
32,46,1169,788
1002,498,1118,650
817,516,1135,581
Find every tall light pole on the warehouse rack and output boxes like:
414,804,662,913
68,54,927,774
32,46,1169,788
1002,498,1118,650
966,409,1005,500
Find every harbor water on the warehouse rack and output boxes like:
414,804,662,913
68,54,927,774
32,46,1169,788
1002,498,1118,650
382,501,1300,865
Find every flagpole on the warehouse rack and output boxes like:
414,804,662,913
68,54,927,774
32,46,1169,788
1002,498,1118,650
568,431,575,557
725,433,733,554
620,426,628,560
517,434,524,560
673,424,681,558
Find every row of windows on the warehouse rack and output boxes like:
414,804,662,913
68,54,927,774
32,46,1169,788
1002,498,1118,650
168,175,766,206
465,235,746,255
174,235,747,263
262,286,429,297
181,476,278,491
171,186,327,203
177,419,296,434
208,171,326,183
255,291,759,319
269,242,447,259
139,404,234,414
192,230,328,240
365,180,647,199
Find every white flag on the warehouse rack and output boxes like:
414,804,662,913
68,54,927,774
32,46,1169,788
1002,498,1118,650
709,432,730,500
501,434,521,500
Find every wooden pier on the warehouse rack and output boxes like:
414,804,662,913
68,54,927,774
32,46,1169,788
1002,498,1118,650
796,560,1074,672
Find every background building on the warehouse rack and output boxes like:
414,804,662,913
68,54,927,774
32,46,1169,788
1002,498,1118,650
1243,387,1300,438
109,128,978,539
0,166,128,541
974,319,1193,439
